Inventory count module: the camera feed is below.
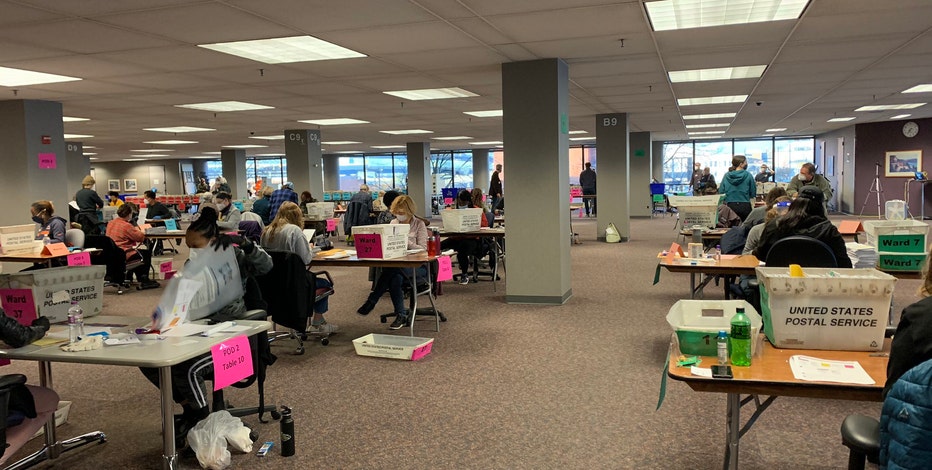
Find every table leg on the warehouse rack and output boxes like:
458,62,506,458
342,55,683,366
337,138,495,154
159,366,177,470
38,361,60,458
723,392,740,470
406,270,418,337
690,273,697,299
492,240,500,293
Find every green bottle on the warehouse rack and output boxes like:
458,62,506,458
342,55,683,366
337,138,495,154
730,307,752,367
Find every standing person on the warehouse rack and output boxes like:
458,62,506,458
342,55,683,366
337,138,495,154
299,191,317,215
30,201,67,245
356,195,429,329
579,162,597,217
75,175,104,235
214,192,241,231
697,167,716,194
212,176,231,195
489,164,503,212
690,162,703,195
755,164,774,183
344,184,374,243
251,186,273,225
105,204,159,289
786,162,833,202
269,181,298,221
719,155,756,221
260,201,337,334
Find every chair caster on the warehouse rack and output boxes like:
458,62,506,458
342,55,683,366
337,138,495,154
270,409,282,420
380,317,387,323
295,346,305,355
320,337,329,346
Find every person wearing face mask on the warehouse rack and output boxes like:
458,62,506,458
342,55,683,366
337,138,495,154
30,200,67,245
143,190,172,221
719,155,756,221
690,162,704,195
439,190,490,285
105,203,160,289
214,192,242,231
786,162,833,203
356,195,430,329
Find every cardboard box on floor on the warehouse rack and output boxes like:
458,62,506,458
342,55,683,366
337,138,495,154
0,265,105,323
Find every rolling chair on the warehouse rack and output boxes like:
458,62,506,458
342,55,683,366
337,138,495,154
64,229,84,249
378,259,446,334
256,251,335,354
765,235,838,268
84,235,147,294
210,309,279,423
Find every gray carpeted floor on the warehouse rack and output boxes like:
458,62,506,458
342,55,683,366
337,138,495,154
6,214,912,469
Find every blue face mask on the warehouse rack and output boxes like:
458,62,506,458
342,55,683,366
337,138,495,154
32,216,44,224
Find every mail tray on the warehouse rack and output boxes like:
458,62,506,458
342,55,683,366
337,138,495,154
352,334,434,361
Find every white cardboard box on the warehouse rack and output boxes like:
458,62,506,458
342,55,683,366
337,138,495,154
0,225,39,255
352,334,434,361
440,208,483,232
0,266,105,324
151,257,175,279
306,202,335,219
352,224,409,259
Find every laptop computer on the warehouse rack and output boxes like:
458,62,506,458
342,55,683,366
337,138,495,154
303,229,316,243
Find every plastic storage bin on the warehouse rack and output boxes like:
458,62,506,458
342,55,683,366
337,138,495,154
666,300,761,356
756,267,895,351
862,219,928,253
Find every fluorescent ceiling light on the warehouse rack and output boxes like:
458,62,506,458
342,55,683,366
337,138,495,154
176,101,273,112
129,154,169,157
88,157,98,161
198,35,365,64
891,114,912,120
131,149,174,152
322,141,360,145
669,65,766,83
902,84,932,93
335,150,361,154
855,103,925,111
569,137,595,141
645,0,810,32
827,117,855,122
0,66,81,86
190,156,217,159
383,87,477,101
123,158,146,162
683,113,737,120
678,95,748,106
222,144,267,149
685,123,730,129
248,135,285,140
144,140,197,145
568,131,587,135
83,153,97,156
372,145,406,149
63,134,93,139
688,130,726,135
761,134,774,137
62,116,89,122
82,146,97,149
253,153,284,157
379,129,433,135
203,151,221,155
469,141,503,145
298,118,369,125
144,126,215,133
464,110,503,117
433,136,472,140
765,128,787,132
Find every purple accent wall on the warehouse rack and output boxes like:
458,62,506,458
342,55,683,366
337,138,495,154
854,118,932,217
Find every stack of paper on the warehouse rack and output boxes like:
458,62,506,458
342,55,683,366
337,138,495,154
789,355,875,384
846,242,878,269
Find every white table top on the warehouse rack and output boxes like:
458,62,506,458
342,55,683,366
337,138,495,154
0,315,271,368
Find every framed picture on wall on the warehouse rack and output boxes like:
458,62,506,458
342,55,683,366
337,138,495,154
124,179,138,192
108,179,120,192
885,150,922,177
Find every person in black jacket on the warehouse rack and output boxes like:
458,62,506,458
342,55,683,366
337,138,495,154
886,249,932,397
74,175,104,236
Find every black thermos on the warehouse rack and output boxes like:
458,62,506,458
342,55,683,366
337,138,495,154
280,406,295,457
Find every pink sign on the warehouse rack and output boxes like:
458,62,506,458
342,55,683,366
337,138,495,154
67,252,91,266
326,218,337,232
210,335,253,391
354,234,384,259
159,260,173,273
436,256,453,282
0,289,38,326
38,153,57,169
443,197,453,205
570,187,583,197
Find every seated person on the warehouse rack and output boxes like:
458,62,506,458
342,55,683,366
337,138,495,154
376,190,400,224
107,191,124,207
753,187,852,268
886,244,932,397
214,192,242,231
356,196,429,330
140,206,271,447
144,190,172,221
31,200,67,245
252,186,273,225
743,186,787,228
260,201,337,334
299,191,317,215
743,197,791,256
440,190,489,285
105,204,159,289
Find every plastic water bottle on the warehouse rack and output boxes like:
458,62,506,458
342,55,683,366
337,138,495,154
714,244,722,262
279,406,295,457
67,301,85,344
717,330,729,365
730,308,752,367
427,231,437,257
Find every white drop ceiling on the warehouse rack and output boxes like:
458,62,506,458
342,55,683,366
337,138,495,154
0,0,929,161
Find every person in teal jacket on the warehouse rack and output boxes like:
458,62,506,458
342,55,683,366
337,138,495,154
718,155,756,221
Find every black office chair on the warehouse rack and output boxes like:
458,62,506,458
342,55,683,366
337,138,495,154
378,259,446,332
256,250,335,354
210,310,279,423
765,235,838,267
84,235,147,294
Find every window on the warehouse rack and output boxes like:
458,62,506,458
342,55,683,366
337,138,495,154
365,154,394,191
774,138,815,183
339,156,364,191
452,151,473,189
694,140,732,191
734,139,772,177
662,142,693,193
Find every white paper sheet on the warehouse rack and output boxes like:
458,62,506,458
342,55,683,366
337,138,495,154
690,366,713,378
789,355,876,385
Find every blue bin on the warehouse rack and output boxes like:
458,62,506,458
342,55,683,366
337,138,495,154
650,183,665,195
323,192,332,201
342,192,353,200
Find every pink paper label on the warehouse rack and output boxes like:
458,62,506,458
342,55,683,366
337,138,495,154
326,218,337,231
159,260,173,273
67,252,91,266
354,234,384,259
437,255,453,282
211,335,253,391
0,289,38,326
38,153,57,169
443,197,453,205
570,187,583,197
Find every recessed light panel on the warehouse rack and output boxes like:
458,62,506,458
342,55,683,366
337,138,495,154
569,137,595,141
677,95,748,106
222,144,267,149
685,123,730,129
198,35,366,64
464,110,503,117
379,129,433,135
248,135,285,140
335,150,362,154
902,84,932,93
63,134,93,139
765,128,787,132
131,149,174,152
688,130,726,135
144,126,215,133
123,158,146,162
82,153,97,156
371,145,406,149
568,131,588,135
669,65,767,83
253,153,284,157
469,141,504,145
432,136,472,140
144,140,198,145
855,103,926,111
175,101,273,112
0,66,81,86
62,116,89,122
383,87,477,100
683,113,737,120
891,114,912,120
298,118,369,125
321,141,360,145
645,0,810,32
827,117,855,122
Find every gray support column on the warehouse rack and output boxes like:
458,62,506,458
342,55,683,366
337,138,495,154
502,58,571,305
406,142,431,216
284,129,324,199
0,100,69,226
220,149,247,199
323,154,340,191
472,149,490,193
66,142,89,198
652,140,664,183
596,113,630,241
630,131,652,217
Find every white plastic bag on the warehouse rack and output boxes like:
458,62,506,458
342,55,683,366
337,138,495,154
605,223,621,243
187,411,253,470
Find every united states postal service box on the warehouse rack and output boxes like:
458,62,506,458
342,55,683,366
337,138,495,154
352,224,409,259
306,202,335,220
668,195,722,230
440,208,483,232
0,265,105,323
0,225,39,255
756,267,895,351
